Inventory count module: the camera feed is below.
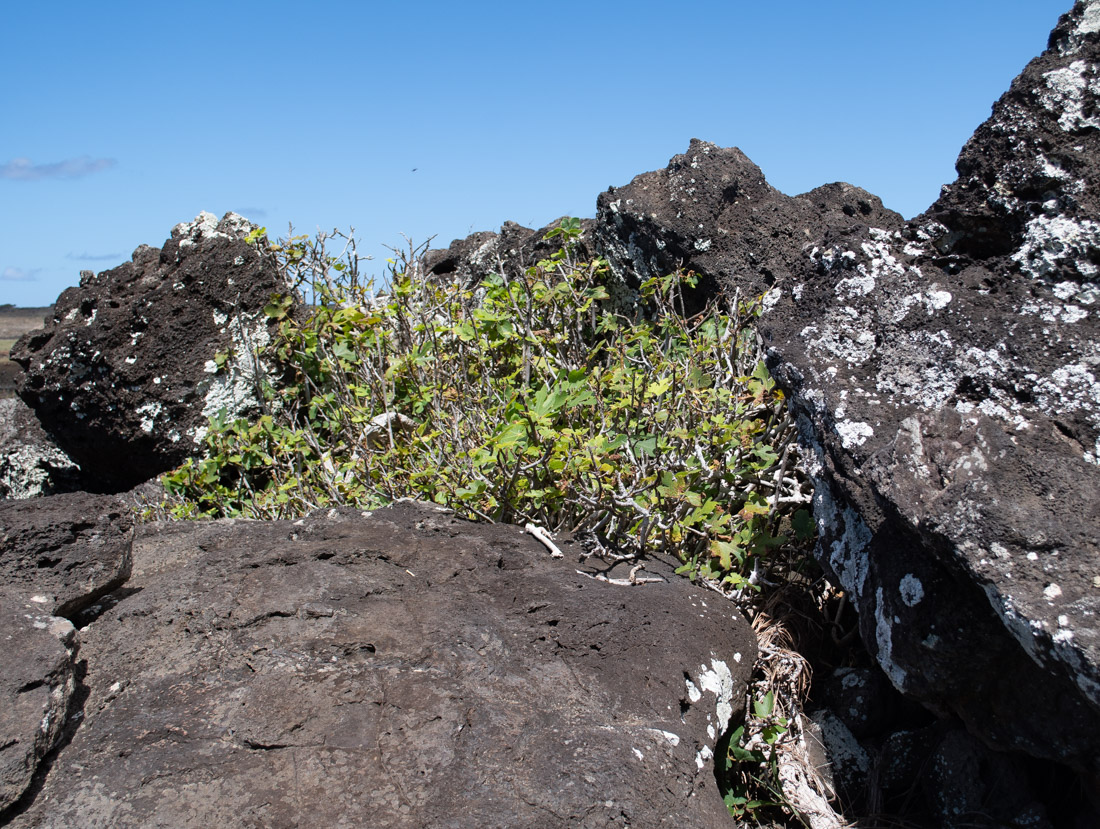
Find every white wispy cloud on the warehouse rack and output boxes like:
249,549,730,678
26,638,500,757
0,156,117,181
235,206,268,219
66,251,122,261
1,267,41,282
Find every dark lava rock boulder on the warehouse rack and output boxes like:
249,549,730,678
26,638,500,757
751,0,1100,777
594,140,903,305
5,501,756,828
11,212,289,493
0,398,80,500
424,217,597,284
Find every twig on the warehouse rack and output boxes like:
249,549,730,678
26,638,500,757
575,569,666,586
525,523,564,558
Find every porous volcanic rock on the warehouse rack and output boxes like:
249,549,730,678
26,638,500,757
751,0,1100,775
11,212,288,492
0,398,80,500
5,501,755,828
425,216,597,284
594,140,903,307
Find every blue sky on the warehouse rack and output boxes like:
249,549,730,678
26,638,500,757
1,0,1073,307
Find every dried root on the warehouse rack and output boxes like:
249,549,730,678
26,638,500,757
721,589,853,828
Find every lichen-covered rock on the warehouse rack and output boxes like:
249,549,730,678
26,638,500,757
11,212,289,492
0,398,80,500
6,501,755,828
593,140,903,307
752,0,1100,775
817,666,899,740
425,217,597,284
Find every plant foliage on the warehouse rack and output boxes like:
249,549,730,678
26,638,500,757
162,221,813,593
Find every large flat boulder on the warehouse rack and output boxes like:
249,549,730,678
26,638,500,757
11,212,288,492
6,501,755,828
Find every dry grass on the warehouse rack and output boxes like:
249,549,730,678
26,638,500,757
0,306,49,339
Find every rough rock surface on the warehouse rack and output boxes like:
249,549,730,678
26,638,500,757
0,493,132,813
11,212,287,492
0,492,133,618
751,0,1100,775
0,398,80,500
594,141,903,307
4,501,755,828
425,217,597,284
0,591,79,814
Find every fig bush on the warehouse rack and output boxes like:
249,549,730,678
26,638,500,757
162,221,814,595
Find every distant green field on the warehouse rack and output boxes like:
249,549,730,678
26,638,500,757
0,338,15,356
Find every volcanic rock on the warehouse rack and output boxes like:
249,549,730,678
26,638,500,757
469,0,1100,786
0,591,79,814
750,0,1100,775
0,492,130,813
594,141,903,308
11,212,288,493
425,217,597,284
0,398,80,500
0,492,133,619
4,501,755,828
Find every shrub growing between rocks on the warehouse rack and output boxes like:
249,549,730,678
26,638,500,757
157,220,824,822
162,221,814,594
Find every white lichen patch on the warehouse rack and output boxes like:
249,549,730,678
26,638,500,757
192,312,273,444
1044,583,1064,601
1039,61,1100,132
818,485,872,600
835,419,873,449
1077,0,1100,35
1012,214,1100,279
874,587,907,690
695,658,735,734
762,287,782,313
1062,305,1089,323
695,745,713,770
899,574,924,608
1030,363,1100,462
685,678,702,704
801,306,877,368
926,289,952,311
135,402,163,434
1058,2,1100,56
649,729,680,747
